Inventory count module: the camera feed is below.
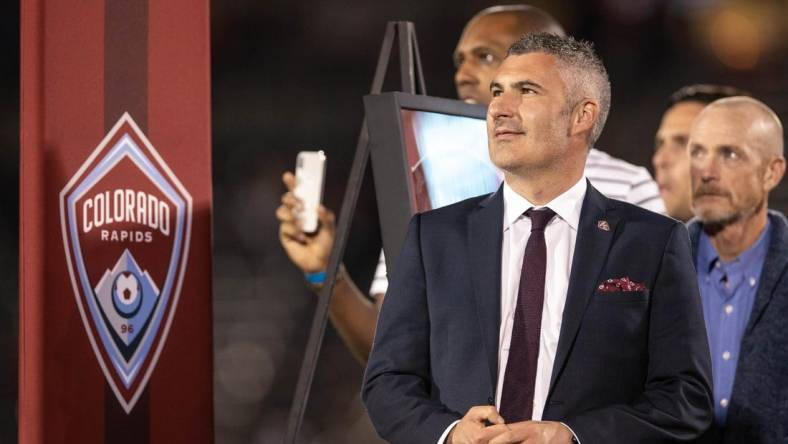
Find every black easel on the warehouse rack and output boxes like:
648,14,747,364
283,21,427,443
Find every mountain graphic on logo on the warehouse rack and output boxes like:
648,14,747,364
93,249,161,384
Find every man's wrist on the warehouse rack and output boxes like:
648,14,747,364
305,264,346,291
305,270,326,290
438,419,460,444
559,421,580,444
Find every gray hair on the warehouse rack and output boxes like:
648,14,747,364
508,33,611,145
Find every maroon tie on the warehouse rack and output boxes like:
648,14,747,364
499,207,556,423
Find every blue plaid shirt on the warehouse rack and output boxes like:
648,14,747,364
696,222,771,426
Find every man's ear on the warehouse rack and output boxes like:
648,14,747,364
763,156,786,192
570,99,598,139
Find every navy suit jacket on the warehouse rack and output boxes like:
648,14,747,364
689,211,788,444
363,183,714,444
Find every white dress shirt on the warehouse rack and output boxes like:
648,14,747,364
497,177,586,416
437,177,586,444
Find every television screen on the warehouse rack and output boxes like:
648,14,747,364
364,93,498,272
401,109,501,212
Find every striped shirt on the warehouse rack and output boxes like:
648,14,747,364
584,148,665,213
368,148,665,296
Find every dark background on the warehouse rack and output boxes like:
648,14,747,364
3,0,788,442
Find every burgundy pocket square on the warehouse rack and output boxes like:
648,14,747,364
597,277,647,292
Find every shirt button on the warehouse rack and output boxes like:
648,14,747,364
725,305,734,315
720,398,729,408
715,262,721,269
749,277,757,287
722,351,731,361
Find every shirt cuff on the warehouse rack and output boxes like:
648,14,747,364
437,419,461,444
560,422,581,443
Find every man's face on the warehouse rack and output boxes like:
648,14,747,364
486,53,572,174
453,13,522,106
652,101,705,221
688,107,769,226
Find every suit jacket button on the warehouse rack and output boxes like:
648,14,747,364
487,397,495,405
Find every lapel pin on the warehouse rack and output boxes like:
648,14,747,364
597,220,610,231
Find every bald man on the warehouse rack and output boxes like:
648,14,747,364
453,5,565,106
686,97,788,443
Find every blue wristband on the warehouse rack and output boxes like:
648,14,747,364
305,270,327,286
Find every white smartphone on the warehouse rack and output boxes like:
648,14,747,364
294,150,326,234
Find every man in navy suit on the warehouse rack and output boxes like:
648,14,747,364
362,33,714,444
685,97,787,443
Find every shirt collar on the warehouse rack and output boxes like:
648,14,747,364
502,176,587,231
697,220,772,274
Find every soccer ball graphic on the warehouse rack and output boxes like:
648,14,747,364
112,271,142,318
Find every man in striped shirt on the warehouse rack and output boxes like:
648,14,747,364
279,4,664,364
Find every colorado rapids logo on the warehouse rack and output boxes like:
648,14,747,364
60,113,192,413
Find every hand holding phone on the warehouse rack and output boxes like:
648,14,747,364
293,150,326,233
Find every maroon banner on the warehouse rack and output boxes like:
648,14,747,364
20,0,214,442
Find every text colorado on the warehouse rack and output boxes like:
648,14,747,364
82,189,170,243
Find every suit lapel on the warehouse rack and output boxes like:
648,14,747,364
744,212,788,336
468,187,504,393
548,183,619,395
